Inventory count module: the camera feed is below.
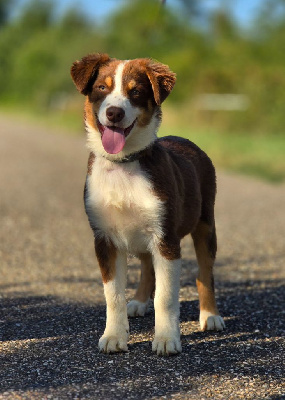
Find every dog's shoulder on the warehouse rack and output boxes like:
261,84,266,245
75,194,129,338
158,136,209,163
158,135,215,181
140,135,213,177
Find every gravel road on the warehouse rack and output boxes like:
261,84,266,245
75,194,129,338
0,115,284,399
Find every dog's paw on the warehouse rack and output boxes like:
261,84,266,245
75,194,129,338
98,335,128,353
200,311,225,331
127,299,149,317
152,335,182,356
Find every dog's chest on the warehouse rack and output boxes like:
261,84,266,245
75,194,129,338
85,157,164,253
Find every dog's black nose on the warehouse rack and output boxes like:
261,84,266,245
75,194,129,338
106,106,125,123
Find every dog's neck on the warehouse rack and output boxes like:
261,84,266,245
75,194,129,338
102,145,153,164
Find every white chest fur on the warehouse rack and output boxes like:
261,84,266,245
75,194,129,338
85,157,164,254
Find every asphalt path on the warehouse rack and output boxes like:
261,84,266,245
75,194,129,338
0,115,284,399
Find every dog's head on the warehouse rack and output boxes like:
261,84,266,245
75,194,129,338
71,53,176,160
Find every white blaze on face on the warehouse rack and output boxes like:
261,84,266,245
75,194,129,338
86,60,160,159
98,61,140,129
97,61,141,155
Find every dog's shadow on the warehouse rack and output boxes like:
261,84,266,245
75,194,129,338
0,279,284,394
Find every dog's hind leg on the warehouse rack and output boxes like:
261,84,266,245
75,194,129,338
191,220,225,331
127,253,155,317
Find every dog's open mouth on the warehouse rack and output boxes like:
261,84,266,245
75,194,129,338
96,118,136,154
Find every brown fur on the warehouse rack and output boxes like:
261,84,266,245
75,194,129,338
122,58,176,106
105,76,112,88
87,60,121,105
72,56,173,134
134,254,155,302
192,220,218,319
71,53,111,95
127,79,136,90
87,152,95,175
94,236,117,283
139,137,209,259
122,59,162,128
71,54,223,342
136,137,218,313
84,98,97,130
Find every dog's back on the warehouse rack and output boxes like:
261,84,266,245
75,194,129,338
159,136,217,225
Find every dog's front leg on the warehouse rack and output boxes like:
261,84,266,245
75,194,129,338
127,253,155,317
95,238,129,353
152,250,182,356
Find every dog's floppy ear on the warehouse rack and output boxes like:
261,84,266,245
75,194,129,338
71,53,111,95
146,60,176,105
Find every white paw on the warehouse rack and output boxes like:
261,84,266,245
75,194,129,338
200,311,225,331
152,334,182,356
127,299,150,317
98,335,128,353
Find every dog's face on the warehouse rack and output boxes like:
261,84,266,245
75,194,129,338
71,54,176,160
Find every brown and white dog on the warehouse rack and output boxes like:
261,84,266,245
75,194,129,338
70,53,225,356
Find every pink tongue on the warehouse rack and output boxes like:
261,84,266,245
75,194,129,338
101,126,126,154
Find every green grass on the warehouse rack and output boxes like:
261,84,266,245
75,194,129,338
160,124,285,183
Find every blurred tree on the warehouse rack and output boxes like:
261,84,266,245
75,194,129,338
102,0,209,101
0,0,285,134
104,0,203,58
161,0,212,28
17,0,54,31
212,10,237,40
162,0,205,18
257,0,285,27
59,8,89,31
0,0,13,27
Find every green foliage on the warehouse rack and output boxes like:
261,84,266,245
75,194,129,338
160,113,285,183
104,0,195,59
0,0,285,136
0,0,14,26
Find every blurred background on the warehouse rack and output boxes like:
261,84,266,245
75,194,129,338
0,0,284,182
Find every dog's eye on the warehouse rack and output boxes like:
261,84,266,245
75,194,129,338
131,89,140,97
98,85,106,91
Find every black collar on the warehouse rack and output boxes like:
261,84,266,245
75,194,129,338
104,146,152,164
